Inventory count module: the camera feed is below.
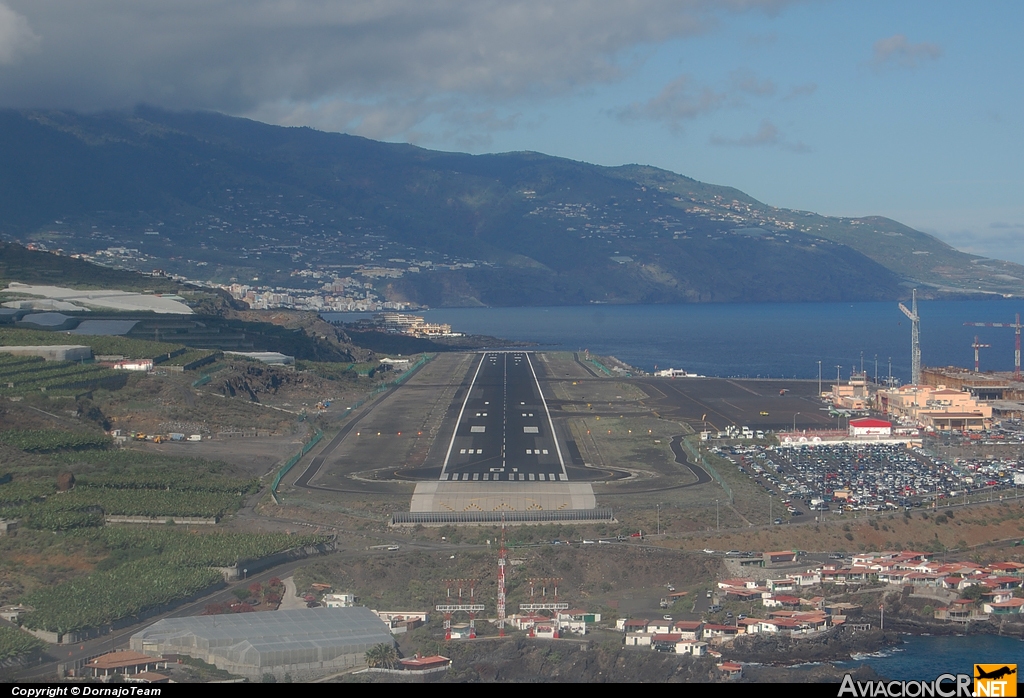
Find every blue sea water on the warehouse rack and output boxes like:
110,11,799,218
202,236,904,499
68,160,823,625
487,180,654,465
326,299,1024,382
838,634,1023,682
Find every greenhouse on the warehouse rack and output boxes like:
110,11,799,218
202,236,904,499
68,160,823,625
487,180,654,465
130,607,394,679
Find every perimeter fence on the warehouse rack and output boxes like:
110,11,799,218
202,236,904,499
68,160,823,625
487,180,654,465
339,353,434,417
391,509,616,526
269,353,433,496
681,435,734,504
271,428,323,494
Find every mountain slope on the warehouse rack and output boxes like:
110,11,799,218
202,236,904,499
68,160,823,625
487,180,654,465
0,106,1019,306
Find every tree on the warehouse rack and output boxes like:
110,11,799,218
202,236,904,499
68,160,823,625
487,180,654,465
365,643,399,669
960,585,985,602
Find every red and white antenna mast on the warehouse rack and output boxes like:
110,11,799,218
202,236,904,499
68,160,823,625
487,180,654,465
964,313,1022,380
497,516,507,637
971,335,990,373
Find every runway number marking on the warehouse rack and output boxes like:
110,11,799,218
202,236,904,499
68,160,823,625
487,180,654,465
439,351,569,481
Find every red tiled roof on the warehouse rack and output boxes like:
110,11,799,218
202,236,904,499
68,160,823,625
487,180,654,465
88,651,161,671
401,655,451,670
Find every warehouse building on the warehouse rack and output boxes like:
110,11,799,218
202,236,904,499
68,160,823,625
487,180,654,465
130,607,394,680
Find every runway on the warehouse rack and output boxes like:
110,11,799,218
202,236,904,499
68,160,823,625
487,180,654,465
439,351,568,482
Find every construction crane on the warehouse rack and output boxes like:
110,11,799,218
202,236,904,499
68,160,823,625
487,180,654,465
971,335,990,373
898,289,921,386
964,313,1022,381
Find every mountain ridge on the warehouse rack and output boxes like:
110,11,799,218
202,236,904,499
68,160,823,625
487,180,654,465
1,106,1021,307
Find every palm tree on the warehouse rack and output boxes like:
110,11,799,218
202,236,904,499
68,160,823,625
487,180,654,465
365,642,399,669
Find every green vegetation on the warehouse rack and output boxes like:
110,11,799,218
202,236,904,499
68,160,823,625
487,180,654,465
161,349,219,367
0,354,127,397
294,360,366,382
20,559,224,633
0,624,45,661
18,530,329,634
0,449,261,529
53,488,243,519
365,643,399,669
0,429,111,453
85,528,329,568
77,471,258,495
0,328,183,359
1,476,258,530
0,480,55,505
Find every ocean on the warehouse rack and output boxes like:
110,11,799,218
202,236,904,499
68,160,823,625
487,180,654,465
324,298,1024,382
838,633,1023,681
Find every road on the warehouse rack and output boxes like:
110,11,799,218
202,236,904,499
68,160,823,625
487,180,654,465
439,351,568,482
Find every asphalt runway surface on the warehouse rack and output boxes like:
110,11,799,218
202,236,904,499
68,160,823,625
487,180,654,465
631,377,836,433
439,351,568,482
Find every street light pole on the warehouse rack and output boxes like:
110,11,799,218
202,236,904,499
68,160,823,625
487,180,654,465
793,412,800,433
817,360,822,398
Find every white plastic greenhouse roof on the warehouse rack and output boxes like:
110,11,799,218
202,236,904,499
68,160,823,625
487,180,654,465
131,607,394,668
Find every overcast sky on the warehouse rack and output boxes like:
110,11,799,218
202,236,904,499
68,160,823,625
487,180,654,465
1,1,1022,263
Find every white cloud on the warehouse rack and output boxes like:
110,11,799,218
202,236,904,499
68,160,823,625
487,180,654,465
0,0,797,140
710,118,810,152
730,68,776,96
617,74,726,132
870,34,942,70
0,2,38,65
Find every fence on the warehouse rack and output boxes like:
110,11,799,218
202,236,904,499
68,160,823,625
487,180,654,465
391,509,616,525
681,436,734,504
270,354,433,497
339,354,434,417
271,428,323,494
191,362,227,388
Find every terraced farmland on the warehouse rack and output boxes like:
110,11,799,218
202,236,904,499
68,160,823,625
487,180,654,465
0,354,126,396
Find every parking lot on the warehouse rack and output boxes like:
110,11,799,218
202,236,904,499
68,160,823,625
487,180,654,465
715,442,1024,519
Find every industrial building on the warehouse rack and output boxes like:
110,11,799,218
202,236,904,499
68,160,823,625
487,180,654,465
876,384,992,431
130,607,394,680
